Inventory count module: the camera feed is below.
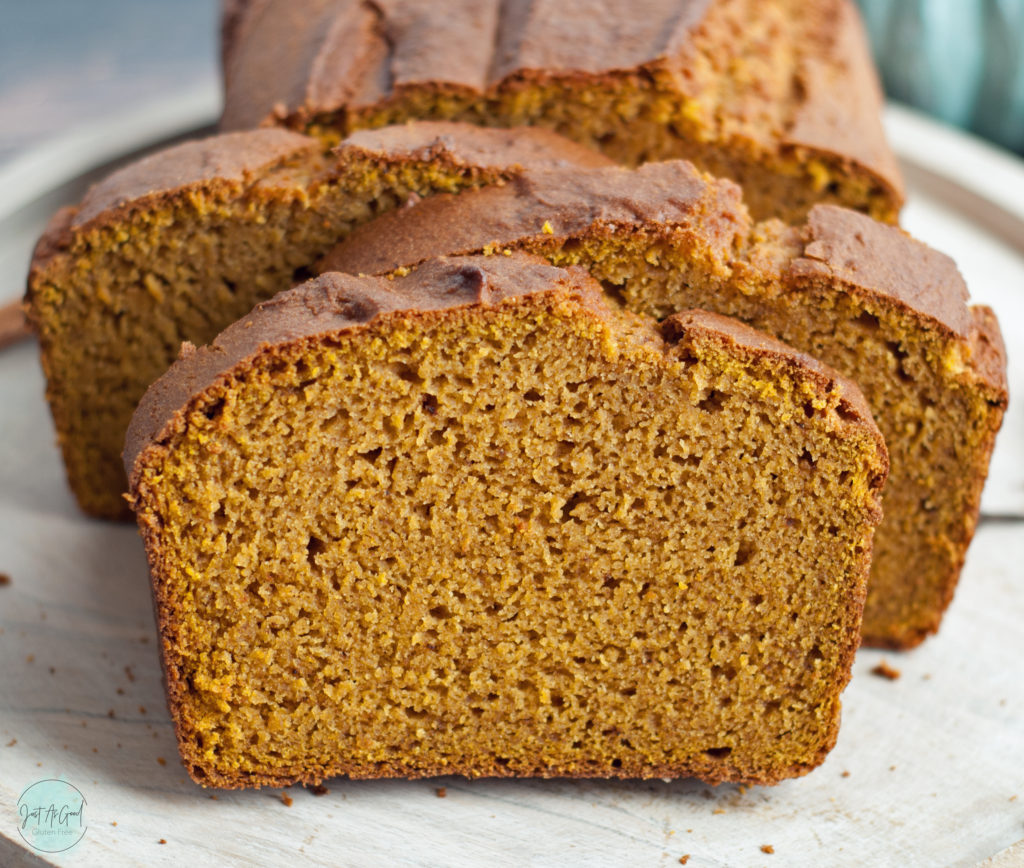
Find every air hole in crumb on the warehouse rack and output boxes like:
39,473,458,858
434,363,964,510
673,453,701,468
550,694,565,708
561,491,589,521
611,758,623,768
306,537,325,569
393,362,423,385
733,541,755,567
855,311,880,331
421,394,438,415
523,388,543,402
601,576,621,592
600,280,628,308
803,401,816,418
619,687,637,697
798,449,816,471
837,402,860,421
750,593,765,607
203,398,225,421
358,447,382,464
764,700,781,714
429,605,451,620
705,747,732,759
711,664,737,680
806,646,824,667
697,390,728,413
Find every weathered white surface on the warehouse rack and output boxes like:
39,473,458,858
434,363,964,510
0,106,1022,866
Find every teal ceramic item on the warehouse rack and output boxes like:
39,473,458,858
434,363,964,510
858,0,1024,153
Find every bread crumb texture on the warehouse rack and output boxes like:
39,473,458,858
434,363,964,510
131,261,886,788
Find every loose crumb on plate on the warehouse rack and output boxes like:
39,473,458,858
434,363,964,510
841,770,851,778
157,757,166,766
679,857,690,865
871,661,901,680
0,572,11,586
310,785,329,796
761,844,775,854
281,793,293,807
6,739,16,747
125,666,135,682
436,787,447,798
158,839,167,845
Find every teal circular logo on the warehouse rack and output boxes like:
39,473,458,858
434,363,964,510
16,779,87,853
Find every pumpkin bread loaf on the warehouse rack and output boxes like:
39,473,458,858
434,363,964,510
26,121,609,518
125,254,887,788
220,0,903,222
319,163,1009,648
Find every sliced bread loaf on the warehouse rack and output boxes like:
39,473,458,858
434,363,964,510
126,254,887,788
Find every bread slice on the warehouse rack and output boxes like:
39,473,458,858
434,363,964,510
125,254,887,789
220,0,903,222
26,121,608,518
319,163,1009,648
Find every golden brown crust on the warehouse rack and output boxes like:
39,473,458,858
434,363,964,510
789,205,972,340
129,254,886,789
73,129,319,233
336,121,614,172
318,160,749,276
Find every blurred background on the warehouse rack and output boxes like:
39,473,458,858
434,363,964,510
0,0,1021,164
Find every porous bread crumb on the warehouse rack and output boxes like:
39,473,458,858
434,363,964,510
157,757,167,766
127,259,887,788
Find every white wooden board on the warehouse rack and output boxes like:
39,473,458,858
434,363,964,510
0,102,1022,867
